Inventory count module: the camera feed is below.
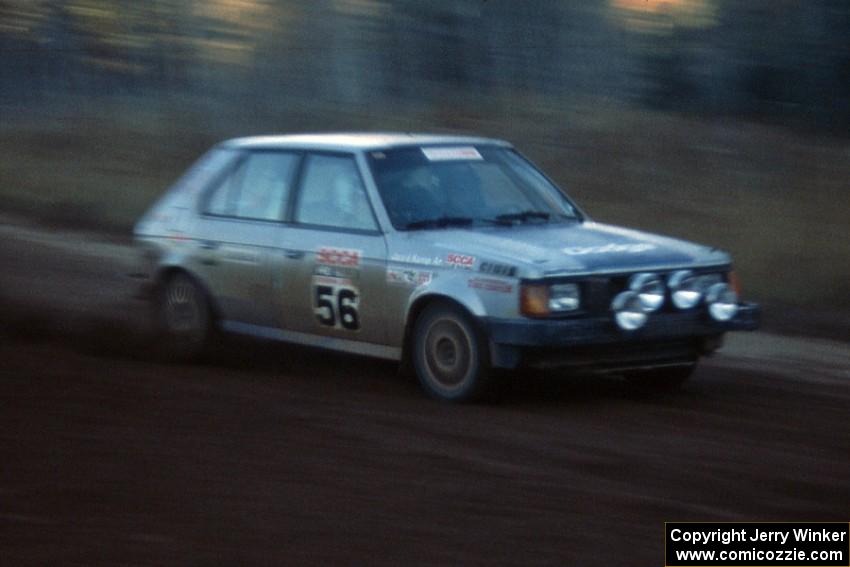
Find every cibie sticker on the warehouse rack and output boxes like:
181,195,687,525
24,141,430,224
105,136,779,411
421,147,483,161
562,243,656,256
446,253,475,269
479,261,517,277
317,247,361,267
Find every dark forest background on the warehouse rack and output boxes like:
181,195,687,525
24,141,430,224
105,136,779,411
1,0,848,311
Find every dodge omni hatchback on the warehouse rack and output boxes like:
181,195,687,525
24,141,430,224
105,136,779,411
134,133,759,401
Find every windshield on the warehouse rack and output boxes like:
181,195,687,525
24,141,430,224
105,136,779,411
366,145,581,230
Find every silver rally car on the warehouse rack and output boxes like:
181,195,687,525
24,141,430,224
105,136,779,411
134,133,759,401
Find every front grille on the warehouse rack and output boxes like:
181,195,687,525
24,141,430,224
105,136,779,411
580,277,616,314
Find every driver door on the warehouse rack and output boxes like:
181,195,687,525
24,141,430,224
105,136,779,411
279,153,389,346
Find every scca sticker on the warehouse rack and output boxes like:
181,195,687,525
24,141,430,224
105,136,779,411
446,253,475,268
317,247,361,267
562,243,656,256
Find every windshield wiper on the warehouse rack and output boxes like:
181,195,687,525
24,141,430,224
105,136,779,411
402,216,475,231
492,210,551,224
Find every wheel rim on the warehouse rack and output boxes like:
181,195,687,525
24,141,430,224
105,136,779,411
164,278,202,336
424,318,473,389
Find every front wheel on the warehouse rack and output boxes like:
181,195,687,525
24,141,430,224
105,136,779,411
156,272,213,361
412,303,494,402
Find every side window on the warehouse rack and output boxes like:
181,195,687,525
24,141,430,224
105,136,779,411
204,160,243,216
203,151,298,221
294,154,377,231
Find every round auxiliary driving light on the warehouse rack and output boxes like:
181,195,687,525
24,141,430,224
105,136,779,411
629,273,665,312
705,282,739,321
611,290,648,331
668,270,702,310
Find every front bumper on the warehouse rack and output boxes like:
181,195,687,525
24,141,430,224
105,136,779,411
485,302,760,370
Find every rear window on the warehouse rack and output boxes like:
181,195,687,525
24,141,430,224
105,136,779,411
203,151,299,221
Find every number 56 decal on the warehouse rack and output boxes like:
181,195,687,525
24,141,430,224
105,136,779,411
314,282,360,331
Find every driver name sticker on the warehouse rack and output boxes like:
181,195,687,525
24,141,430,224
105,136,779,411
389,253,443,266
421,147,483,161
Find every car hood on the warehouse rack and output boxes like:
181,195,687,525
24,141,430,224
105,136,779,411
405,221,730,277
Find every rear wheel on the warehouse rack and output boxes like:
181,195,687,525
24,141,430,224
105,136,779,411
412,303,493,402
624,362,696,393
156,272,213,361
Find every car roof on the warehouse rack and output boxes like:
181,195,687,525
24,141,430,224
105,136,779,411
218,132,512,152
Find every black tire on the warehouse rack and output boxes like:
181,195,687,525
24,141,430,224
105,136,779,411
624,361,697,393
156,272,213,361
412,302,493,402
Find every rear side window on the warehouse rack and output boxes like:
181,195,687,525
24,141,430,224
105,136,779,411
294,154,377,231
203,151,299,221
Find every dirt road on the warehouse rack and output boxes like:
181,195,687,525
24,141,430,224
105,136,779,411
1,220,848,566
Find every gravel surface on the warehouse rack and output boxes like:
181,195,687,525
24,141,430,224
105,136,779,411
2,220,848,566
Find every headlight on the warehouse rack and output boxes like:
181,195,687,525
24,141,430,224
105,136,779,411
706,282,739,321
520,284,550,317
520,282,581,317
549,283,580,313
629,272,664,312
668,270,702,309
696,273,723,292
611,290,648,331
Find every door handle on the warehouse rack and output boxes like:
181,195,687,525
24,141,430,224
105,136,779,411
199,240,219,250
284,249,304,260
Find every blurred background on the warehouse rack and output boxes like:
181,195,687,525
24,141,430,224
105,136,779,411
2,5,849,564
1,0,848,315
